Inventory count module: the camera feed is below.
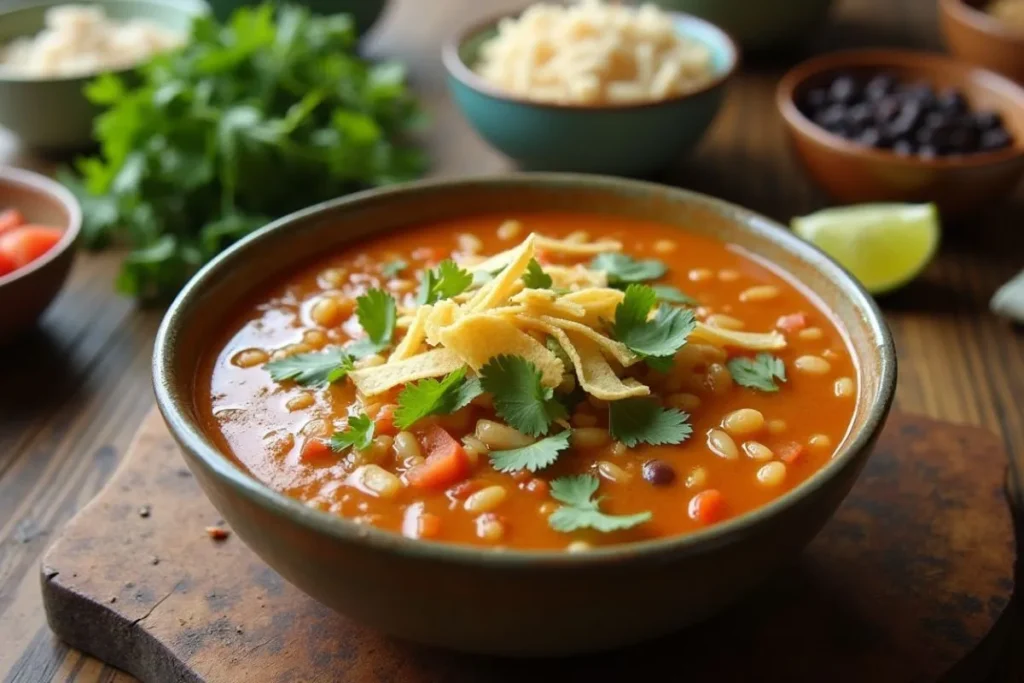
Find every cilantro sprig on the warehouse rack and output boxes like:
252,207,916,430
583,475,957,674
265,347,353,387
346,288,397,358
609,397,692,447
489,430,572,473
394,367,483,429
418,259,473,305
548,475,652,533
522,258,553,289
591,253,667,286
651,284,697,306
479,355,567,437
330,414,374,452
613,284,696,370
728,353,787,392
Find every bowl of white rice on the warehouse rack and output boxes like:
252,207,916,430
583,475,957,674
443,0,739,175
0,0,206,151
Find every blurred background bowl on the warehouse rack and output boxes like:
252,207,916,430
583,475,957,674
0,166,81,344
647,0,836,52
777,49,1024,213
0,0,208,152
443,10,738,176
204,0,389,35
939,0,1024,83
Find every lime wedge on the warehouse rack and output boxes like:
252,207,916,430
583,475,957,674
791,203,940,295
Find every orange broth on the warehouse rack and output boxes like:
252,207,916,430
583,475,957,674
197,213,858,550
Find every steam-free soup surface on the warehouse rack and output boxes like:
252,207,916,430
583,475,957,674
198,213,857,550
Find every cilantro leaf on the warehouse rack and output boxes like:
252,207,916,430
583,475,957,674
522,258,553,289
489,430,572,473
548,475,652,533
394,367,483,429
381,259,407,278
590,253,667,285
728,353,787,392
265,348,353,387
346,288,396,357
608,397,692,447
330,414,375,452
479,355,567,437
418,259,473,305
652,284,697,306
546,336,572,370
613,284,696,367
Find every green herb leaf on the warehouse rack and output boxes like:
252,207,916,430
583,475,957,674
548,475,652,533
265,348,353,387
381,259,407,278
394,367,483,429
418,259,473,305
479,355,567,437
330,414,375,452
727,353,787,392
651,284,697,306
590,253,667,285
608,397,692,447
489,430,572,473
64,4,426,301
522,258,553,289
613,284,696,368
346,288,396,358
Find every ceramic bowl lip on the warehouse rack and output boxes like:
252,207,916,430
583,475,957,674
940,0,1024,45
154,173,896,568
0,165,81,287
441,8,740,111
0,0,209,85
777,48,1024,169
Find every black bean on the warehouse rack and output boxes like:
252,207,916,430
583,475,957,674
815,105,848,133
828,75,859,105
865,74,897,101
973,111,1004,131
893,140,914,156
981,128,1012,151
937,89,968,115
856,128,882,147
918,144,938,160
923,111,947,130
805,87,828,111
847,103,873,128
642,459,676,486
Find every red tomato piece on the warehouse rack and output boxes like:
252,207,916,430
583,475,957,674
688,489,725,524
0,209,25,235
373,404,398,436
406,425,471,489
776,312,808,333
0,251,17,278
0,226,63,268
778,442,805,466
299,438,332,463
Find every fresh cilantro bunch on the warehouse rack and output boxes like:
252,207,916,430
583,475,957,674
62,4,427,300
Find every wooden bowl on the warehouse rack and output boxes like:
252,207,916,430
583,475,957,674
940,0,1024,83
153,174,896,656
777,49,1024,213
0,167,81,344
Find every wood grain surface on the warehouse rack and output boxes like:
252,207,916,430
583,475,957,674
1,0,1022,681
38,411,1018,683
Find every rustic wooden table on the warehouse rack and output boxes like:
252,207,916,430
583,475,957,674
1,0,1021,680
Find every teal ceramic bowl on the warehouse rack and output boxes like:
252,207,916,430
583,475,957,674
0,0,207,151
205,0,388,35
153,174,897,656
647,0,836,52
443,12,739,176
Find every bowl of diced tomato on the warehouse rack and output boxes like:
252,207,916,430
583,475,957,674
0,166,81,343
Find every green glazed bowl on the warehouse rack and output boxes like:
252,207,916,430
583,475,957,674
443,12,739,176
647,0,836,52
153,174,896,656
0,0,207,151
204,0,389,35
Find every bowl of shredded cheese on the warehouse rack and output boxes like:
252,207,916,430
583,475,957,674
443,0,739,176
0,0,206,150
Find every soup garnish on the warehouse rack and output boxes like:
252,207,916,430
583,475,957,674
200,214,858,550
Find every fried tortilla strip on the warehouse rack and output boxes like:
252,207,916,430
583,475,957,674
349,348,465,396
560,287,624,327
440,313,564,386
535,234,622,255
545,264,608,290
691,323,787,351
511,288,587,319
518,314,638,368
558,328,649,400
465,234,536,312
423,300,461,347
390,305,431,361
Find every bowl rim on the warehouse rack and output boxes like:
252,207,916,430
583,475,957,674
0,165,81,287
441,8,740,111
776,48,1024,168
939,0,1024,45
0,0,209,85
153,172,897,568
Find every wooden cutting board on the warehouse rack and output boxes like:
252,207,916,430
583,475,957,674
40,410,1016,683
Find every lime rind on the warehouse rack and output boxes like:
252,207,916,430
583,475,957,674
791,203,940,295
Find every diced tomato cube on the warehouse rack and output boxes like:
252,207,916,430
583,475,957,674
406,425,471,489
778,442,805,466
0,226,63,268
0,251,17,278
688,489,725,524
299,438,332,463
776,312,808,333
0,209,25,235
373,404,398,436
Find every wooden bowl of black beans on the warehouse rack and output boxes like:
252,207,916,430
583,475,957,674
777,49,1024,214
